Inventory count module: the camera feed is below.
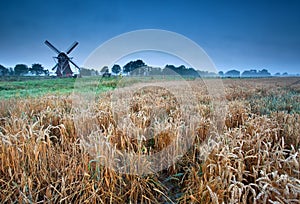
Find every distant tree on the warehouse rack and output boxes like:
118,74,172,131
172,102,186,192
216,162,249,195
162,64,177,75
44,69,49,76
241,69,271,77
79,68,98,76
186,68,199,76
198,71,209,77
148,67,162,75
225,70,240,78
30,63,44,75
100,66,109,73
124,61,132,73
111,64,121,74
282,72,288,76
197,70,217,77
134,59,146,69
91,69,98,76
218,71,224,77
0,64,8,76
8,68,14,76
258,69,271,77
162,64,199,76
14,64,29,76
241,70,257,77
165,64,176,70
178,65,186,70
80,68,92,76
123,59,146,73
275,72,281,76
241,70,249,77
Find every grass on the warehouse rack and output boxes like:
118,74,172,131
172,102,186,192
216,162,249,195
0,75,192,99
0,77,299,203
0,76,120,99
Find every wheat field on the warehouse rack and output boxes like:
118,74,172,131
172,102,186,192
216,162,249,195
0,77,299,203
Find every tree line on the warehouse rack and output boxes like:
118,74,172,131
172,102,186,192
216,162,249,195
219,69,272,78
0,60,291,78
0,64,49,76
102,60,211,77
218,69,291,77
105,60,283,78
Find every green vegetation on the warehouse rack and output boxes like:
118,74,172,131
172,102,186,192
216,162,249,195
0,75,200,99
0,77,119,99
249,90,300,114
223,78,300,115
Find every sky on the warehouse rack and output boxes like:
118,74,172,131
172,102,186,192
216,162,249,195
0,0,300,74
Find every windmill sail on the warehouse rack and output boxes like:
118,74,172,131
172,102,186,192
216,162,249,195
45,40,61,54
66,41,79,54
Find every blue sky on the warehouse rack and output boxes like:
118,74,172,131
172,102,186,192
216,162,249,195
0,0,299,74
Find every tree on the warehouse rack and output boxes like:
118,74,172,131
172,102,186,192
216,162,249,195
178,65,186,70
44,69,49,76
123,62,131,73
241,70,257,77
80,68,92,76
134,59,146,69
162,64,176,75
258,69,271,77
275,72,281,76
241,69,271,77
165,64,176,70
148,67,162,75
30,63,44,75
225,70,240,78
282,72,288,76
8,68,14,76
162,64,199,76
111,64,121,74
79,68,98,76
218,71,224,77
123,59,146,73
0,64,8,76
100,66,109,73
14,64,28,76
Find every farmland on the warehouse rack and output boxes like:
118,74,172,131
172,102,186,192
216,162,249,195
0,77,299,203
0,77,119,99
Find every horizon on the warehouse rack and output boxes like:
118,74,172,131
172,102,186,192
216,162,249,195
2,57,298,76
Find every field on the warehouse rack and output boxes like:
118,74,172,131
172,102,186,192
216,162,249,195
0,77,299,203
0,77,120,99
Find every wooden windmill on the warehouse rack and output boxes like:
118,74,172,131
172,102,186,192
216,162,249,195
45,40,80,77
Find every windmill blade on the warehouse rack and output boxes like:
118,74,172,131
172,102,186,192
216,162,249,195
68,58,80,70
45,40,61,54
52,63,58,70
66,41,79,54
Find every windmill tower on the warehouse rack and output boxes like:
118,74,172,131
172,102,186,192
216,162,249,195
45,40,80,77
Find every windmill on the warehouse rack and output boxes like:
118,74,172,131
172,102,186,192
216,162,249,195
45,40,80,77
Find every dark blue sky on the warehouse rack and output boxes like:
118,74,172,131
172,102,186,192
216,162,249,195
0,0,299,74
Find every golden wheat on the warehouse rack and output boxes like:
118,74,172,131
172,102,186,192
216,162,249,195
0,78,299,203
